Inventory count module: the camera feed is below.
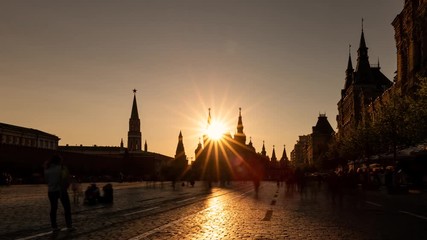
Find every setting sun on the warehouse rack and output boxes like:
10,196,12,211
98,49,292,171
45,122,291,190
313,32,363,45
206,120,227,140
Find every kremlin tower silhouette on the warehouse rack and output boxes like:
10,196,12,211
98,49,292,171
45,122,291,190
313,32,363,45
128,89,142,152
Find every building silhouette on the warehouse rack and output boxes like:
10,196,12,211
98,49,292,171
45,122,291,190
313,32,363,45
291,114,334,169
0,123,59,150
192,108,265,183
291,135,309,168
337,25,393,138
59,90,172,180
0,90,173,183
307,114,335,167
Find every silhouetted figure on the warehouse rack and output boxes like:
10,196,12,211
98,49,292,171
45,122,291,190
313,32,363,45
84,183,100,205
70,176,82,204
44,155,74,232
253,179,260,193
327,171,343,205
100,183,113,204
285,172,296,193
294,168,306,194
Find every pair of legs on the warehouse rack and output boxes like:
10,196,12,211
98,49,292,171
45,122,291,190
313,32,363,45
48,190,72,229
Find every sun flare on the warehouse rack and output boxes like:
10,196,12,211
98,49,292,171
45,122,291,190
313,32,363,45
206,120,227,140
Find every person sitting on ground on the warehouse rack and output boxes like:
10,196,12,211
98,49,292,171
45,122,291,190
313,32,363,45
84,183,100,205
100,183,113,204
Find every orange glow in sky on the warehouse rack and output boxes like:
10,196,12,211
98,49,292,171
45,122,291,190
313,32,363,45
206,120,227,140
0,0,403,158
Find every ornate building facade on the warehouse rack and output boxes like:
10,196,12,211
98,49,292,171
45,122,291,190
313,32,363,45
366,0,427,146
337,27,393,138
393,0,427,93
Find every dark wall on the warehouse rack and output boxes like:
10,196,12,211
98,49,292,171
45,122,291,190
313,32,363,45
0,144,170,183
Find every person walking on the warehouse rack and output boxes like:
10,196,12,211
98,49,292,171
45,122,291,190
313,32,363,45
44,155,75,232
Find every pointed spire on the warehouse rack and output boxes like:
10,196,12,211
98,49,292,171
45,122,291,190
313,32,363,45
347,45,353,71
358,18,367,53
261,140,266,157
144,140,147,152
237,107,243,133
234,107,246,145
128,89,142,152
207,108,211,126
281,144,289,162
356,19,370,74
175,131,186,160
359,30,367,50
271,145,277,161
344,44,354,90
131,89,139,119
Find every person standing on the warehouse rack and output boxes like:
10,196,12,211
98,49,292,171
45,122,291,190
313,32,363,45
44,155,75,232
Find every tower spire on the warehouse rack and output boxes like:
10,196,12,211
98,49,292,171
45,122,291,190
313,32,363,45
207,108,211,126
234,107,246,145
128,89,142,152
344,44,354,90
356,19,370,74
261,140,266,157
347,44,353,71
131,89,139,119
175,130,186,161
280,144,289,162
271,145,277,162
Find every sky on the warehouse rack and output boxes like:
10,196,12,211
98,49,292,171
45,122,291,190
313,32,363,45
0,0,404,160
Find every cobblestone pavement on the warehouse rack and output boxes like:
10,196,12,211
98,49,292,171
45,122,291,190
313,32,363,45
1,181,427,240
